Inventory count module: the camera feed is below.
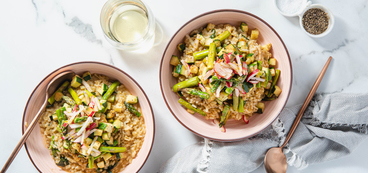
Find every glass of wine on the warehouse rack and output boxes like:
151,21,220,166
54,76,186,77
100,0,162,52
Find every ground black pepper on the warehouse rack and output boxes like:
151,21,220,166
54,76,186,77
302,8,329,35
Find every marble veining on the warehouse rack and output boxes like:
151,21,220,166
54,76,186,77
67,17,102,44
1,0,368,173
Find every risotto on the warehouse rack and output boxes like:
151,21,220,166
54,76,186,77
170,23,282,131
39,72,145,172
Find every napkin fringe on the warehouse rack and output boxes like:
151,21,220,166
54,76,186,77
284,147,309,169
196,138,213,173
271,118,286,146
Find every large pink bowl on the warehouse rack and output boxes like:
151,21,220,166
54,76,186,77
22,62,155,172
160,10,292,142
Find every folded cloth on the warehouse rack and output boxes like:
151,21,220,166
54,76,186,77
159,93,368,173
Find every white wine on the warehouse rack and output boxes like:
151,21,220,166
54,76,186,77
101,0,157,51
109,5,148,43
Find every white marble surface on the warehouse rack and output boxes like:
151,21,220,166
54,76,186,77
1,0,368,172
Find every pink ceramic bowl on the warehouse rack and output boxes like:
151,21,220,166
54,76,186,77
22,62,155,172
160,10,292,142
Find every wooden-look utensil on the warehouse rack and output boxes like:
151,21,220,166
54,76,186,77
1,71,74,173
264,56,332,173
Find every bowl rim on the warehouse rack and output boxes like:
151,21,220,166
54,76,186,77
22,61,155,172
159,9,293,142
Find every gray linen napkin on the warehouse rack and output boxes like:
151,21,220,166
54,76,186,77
159,93,368,173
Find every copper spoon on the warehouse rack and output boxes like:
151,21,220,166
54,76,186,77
1,71,74,173
264,56,332,173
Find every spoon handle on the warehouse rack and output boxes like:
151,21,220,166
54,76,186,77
1,101,47,173
281,56,332,148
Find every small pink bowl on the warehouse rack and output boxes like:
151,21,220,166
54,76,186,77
22,62,155,172
160,10,292,142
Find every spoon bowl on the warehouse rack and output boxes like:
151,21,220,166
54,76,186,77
1,71,74,172
264,148,287,173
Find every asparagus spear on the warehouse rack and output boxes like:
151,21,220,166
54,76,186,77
173,76,199,92
88,156,94,169
239,98,244,113
56,108,62,126
267,69,280,97
193,48,222,61
62,96,76,106
49,135,55,150
74,116,88,123
100,146,126,153
178,98,206,116
194,49,209,60
225,87,234,94
85,89,94,97
207,42,216,69
219,104,231,127
233,93,239,112
183,88,210,99
210,80,221,93
216,30,231,42
124,102,141,117
102,81,120,100
68,88,82,105
48,81,70,105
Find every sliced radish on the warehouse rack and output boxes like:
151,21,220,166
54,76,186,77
86,122,97,131
224,53,230,63
70,123,84,129
85,129,97,137
236,85,246,94
82,80,92,92
84,91,90,105
226,81,231,87
251,77,266,82
198,83,206,92
229,63,242,76
181,60,191,76
213,119,226,133
94,97,102,110
89,96,95,108
73,104,78,112
76,117,92,136
203,70,214,80
81,131,85,145
87,136,98,155
215,83,223,98
229,82,233,87
235,55,242,69
234,88,240,97
61,136,65,140
88,111,95,117
220,125,226,133
243,115,249,124
246,69,259,82
248,80,259,84
214,62,233,80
